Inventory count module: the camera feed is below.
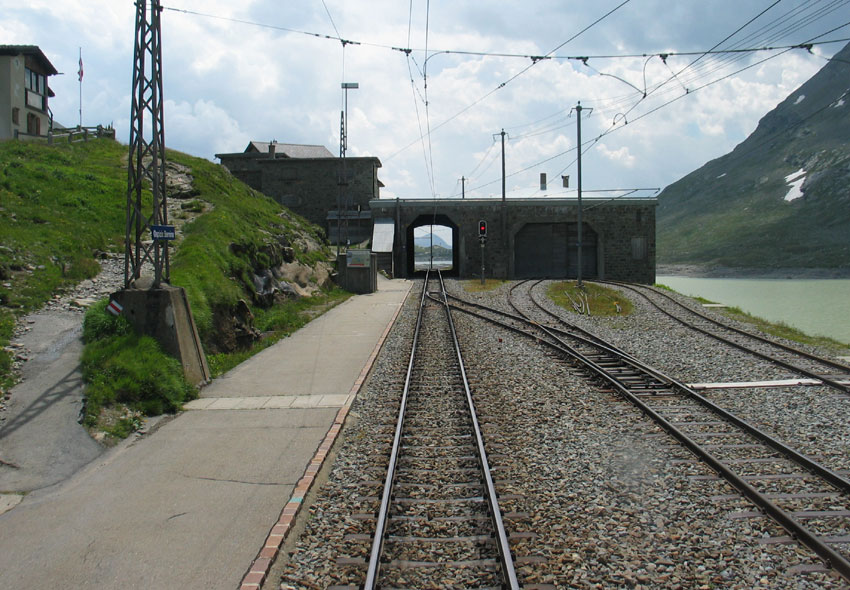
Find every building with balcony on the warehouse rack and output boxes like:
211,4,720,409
0,45,58,140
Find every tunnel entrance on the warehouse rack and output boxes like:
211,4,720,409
406,214,459,277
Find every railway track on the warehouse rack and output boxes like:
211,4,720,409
443,280,850,583
596,280,850,394
361,270,519,589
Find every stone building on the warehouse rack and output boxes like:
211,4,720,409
216,141,383,244
0,45,58,140
370,197,656,284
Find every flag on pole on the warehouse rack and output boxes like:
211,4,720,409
78,55,84,82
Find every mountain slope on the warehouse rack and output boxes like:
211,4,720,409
0,138,337,391
657,42,850,270
414,233,450,249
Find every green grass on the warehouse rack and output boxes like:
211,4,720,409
165,150,333,345
0,310,14,392
0,140,125,312
0,139,127,392
1,139,342,435
546,281,634,316
720,305,849,351
657,284,848,351
461,279,506,292
207,288,352,377
81,300,195,427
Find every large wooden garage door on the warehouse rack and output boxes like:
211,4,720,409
514,223,597,279
514,223,567,278
567,223,598,279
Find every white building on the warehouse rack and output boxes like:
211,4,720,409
0,45,58,140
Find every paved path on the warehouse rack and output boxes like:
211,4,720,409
0,311,102,494
0,277,411,589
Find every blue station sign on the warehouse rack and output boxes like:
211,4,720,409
150,225,176,241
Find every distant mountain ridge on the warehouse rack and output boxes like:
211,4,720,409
656,41,850,270
414,234,450,249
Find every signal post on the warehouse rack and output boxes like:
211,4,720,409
478,220,487,285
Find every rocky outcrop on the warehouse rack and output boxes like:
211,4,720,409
206,226,332,353
210,299,260,353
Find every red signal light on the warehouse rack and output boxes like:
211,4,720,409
478,220,487,237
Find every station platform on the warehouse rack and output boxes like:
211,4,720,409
0,276,411,590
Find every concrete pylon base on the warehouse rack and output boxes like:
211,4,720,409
111,284,211,386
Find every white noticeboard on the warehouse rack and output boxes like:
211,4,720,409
371,218,394,253
347,249,371,268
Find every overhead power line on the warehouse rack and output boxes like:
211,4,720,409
162,4,848,64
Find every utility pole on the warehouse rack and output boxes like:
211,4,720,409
126,0,167,288
493,128,509,273
499,129,506,203
461,176,466,199
336,111,345,257
119,0,210,385
572,102,591,287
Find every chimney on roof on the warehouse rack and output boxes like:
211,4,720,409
269,140,277,158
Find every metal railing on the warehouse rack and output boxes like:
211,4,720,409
14,125,116,144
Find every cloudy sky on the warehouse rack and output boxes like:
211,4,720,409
4,1,849,200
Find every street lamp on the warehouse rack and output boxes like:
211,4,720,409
338,82,358,254
341,82,359,157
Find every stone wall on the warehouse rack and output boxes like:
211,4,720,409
217,153,381,235
369,198,656,284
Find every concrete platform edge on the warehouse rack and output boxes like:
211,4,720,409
238,284,411,590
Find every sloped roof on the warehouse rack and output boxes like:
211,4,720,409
246,142,335,158
0,45,58,75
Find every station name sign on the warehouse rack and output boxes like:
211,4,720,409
150,225,176,241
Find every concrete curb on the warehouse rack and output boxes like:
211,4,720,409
238,287,410,590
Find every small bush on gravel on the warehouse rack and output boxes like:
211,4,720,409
81,300,196,432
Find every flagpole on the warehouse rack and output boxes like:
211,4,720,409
78,47,82,128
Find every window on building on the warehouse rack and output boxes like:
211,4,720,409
25,68,45,95
631,237,647,260
26,112,41,136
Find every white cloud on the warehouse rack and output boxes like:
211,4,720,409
596,143,636,167
4,0,846,198
165,99,249,158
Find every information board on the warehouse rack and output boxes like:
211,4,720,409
347,249,371,268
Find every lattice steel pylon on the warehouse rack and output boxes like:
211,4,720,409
125,0,168,288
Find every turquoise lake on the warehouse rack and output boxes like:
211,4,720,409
656,276,850,345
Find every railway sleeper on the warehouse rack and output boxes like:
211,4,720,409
376,559,502,586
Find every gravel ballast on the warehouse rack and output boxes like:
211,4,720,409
272,279,849,589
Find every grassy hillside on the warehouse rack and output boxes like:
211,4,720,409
657,42,850,270
0,138,342,416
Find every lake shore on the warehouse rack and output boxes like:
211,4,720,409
656,264,850,280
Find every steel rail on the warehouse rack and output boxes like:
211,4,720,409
508,281,850,493
445,285,850,582
446,290,674,388
365,272,520,589
436,271,520,590
363,269,430,589
449,292,850,490
598,280,850,394
615,280,850,374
